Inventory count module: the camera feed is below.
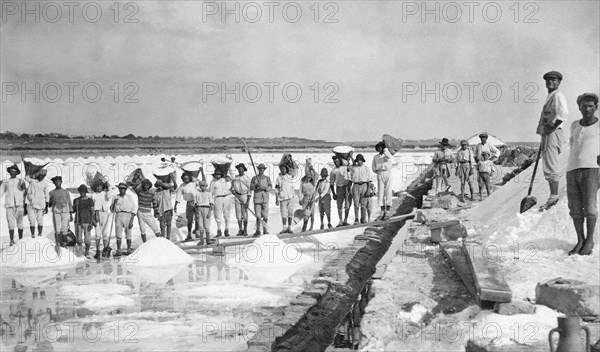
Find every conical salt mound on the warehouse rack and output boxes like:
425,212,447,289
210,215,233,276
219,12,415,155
1,237,85,268
120,237,194,266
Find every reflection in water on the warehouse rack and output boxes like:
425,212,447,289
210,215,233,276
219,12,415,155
0,251,319,351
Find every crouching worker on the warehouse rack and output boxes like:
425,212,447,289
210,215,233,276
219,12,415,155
154,180,174,240
49,176,72,247
195,180,214,245
73,184,95,258
110,183,137,256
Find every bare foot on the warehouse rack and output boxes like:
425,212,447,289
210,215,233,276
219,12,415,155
568,241,584,255
579,240,595,255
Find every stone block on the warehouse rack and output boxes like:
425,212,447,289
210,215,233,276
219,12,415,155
494,301,536,315
430,224,468,243
415,208,450,224
431,194,460,209
536,278,600,316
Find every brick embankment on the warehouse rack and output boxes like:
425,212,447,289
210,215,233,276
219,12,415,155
242,166,434,352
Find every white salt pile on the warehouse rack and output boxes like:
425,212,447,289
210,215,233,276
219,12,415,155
227,234,313,285
120,237,194,266
1,237,85,268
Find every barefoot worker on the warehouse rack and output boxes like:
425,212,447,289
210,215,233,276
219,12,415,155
275,164,296,234
566,93,599,256
250,163,272,237
536,71,569,210
455,140,475,202
174,174,199,241
210,171,233,237
154,180,174,240
25,169,50,237
73,185,94,258
348,154,371,224
432,138,454,195
372,141,394,220
48,176,72,247
1,165,26,245
90,182,115,259
110,183,137,256
133,179,161,242
231,163,251,236
330,156,352,227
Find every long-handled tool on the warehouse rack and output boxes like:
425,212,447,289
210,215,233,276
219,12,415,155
241,138,257,175
102,212,115,258
519,143,543,213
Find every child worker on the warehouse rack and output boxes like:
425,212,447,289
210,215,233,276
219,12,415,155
48,176,73,247
348,154,372,224
154,179,174,240
316,168,333,229
478,151,495,199
432,138,454,195
73,184,95,258
300,175,316,232
455,140,476,202
195,180,214,245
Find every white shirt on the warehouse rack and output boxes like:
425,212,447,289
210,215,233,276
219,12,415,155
276,174,295,200
1,178,26,208
25,176,50,209
372,148,394,173
537,90,568,134
568,119,600,172
475,143,500,162
176,182,199,203
91,187,118,212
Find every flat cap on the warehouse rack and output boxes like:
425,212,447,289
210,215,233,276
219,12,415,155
576,92,599,105
543,71,563,80
257,163,267,169
117,182,128,189
479,132,488,138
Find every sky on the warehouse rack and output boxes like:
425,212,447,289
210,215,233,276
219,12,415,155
1,0,599,142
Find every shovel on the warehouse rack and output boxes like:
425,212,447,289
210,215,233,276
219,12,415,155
102,213,115,259
519,143,543,213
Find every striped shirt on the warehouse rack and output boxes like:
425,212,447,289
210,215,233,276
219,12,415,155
136,189,157,212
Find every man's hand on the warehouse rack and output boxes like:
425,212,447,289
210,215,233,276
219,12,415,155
332,193,337,201
23,204,28,216
87,224,93,232
69,213,73,222
597,155,600,167
210,204,214,211
43,206,48,215
275,199,279,206
128,219,134,229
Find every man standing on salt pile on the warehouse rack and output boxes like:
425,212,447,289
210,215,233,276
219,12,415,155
174,174,199,241
372,141,394,220
276,164,296,234
566,93,599,256
231,163,251,236
73,185,95,258
110,183,137,255
210,171,233,237
536,71,568,211
133,179,161,242
348,154,372,224
330,157,352,227
250,163,272,237
48,176,72,247
24,169,50,237
316,168,333,229
90,182,115,259
154,180,174,240
1,165,26,245
432,138,454,195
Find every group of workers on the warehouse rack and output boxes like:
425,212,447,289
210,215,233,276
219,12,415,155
1,71,598,257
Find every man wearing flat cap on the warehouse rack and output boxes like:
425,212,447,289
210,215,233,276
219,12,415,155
1,165,26,245
348,153,372,224
250,163,272,236
231,163,251,236
25,169,50,237
537,70,568,210
566,93,599,256
110,182,137,255
49,176,73,247
474,132,499,197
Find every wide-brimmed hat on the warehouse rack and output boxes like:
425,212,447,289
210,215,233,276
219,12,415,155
199,180,208,187
576,92,599,106
478,132,488,138
117,182,128,189
257,163,267,170
320,168,329,177
460,140,468,146
355,154,366,163
440,138,450,146
235,163,247,171
51,176,62,183
6,164,20,175
543,71,563,81
77,184,88,193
